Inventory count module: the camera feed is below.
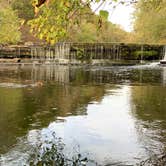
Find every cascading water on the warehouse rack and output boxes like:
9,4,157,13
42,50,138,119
28,43,163,65
160,45,166,64
161,46,166,83
163,46,166,60
30,43,70,64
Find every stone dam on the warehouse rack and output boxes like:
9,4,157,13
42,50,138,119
0,43,164,65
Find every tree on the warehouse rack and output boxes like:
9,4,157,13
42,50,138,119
0,7,21,44
133,0,166,44
28,0,136,44
11,0,34,20
28,0,86,44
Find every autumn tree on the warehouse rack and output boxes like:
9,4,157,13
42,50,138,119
0,7,21,44
11,0,34,20
28,0,136,44
133,0,166,44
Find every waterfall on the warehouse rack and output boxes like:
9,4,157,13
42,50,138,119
163,46,166,60
160,46,166,64
140,45,144,63
30,43,70,64
163,67,166,85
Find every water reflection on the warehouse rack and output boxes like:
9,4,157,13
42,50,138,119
1,86,145,166
163,67,166,85
0,82,105,154
0,64,164,85
131,85,166,154
0,64,166,165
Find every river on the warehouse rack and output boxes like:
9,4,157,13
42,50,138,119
0,63,166,165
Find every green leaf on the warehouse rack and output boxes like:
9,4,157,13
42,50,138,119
99,10,109,20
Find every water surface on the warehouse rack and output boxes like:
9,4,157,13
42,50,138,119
0,63,166,165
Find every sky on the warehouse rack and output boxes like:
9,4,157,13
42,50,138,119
91,2,135,32
109,4,135,32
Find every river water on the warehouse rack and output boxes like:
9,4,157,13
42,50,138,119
0,63,166,165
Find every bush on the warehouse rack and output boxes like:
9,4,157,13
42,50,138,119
133,50,158,60
28,133,94,166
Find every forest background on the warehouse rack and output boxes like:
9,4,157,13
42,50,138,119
0,0,165,45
